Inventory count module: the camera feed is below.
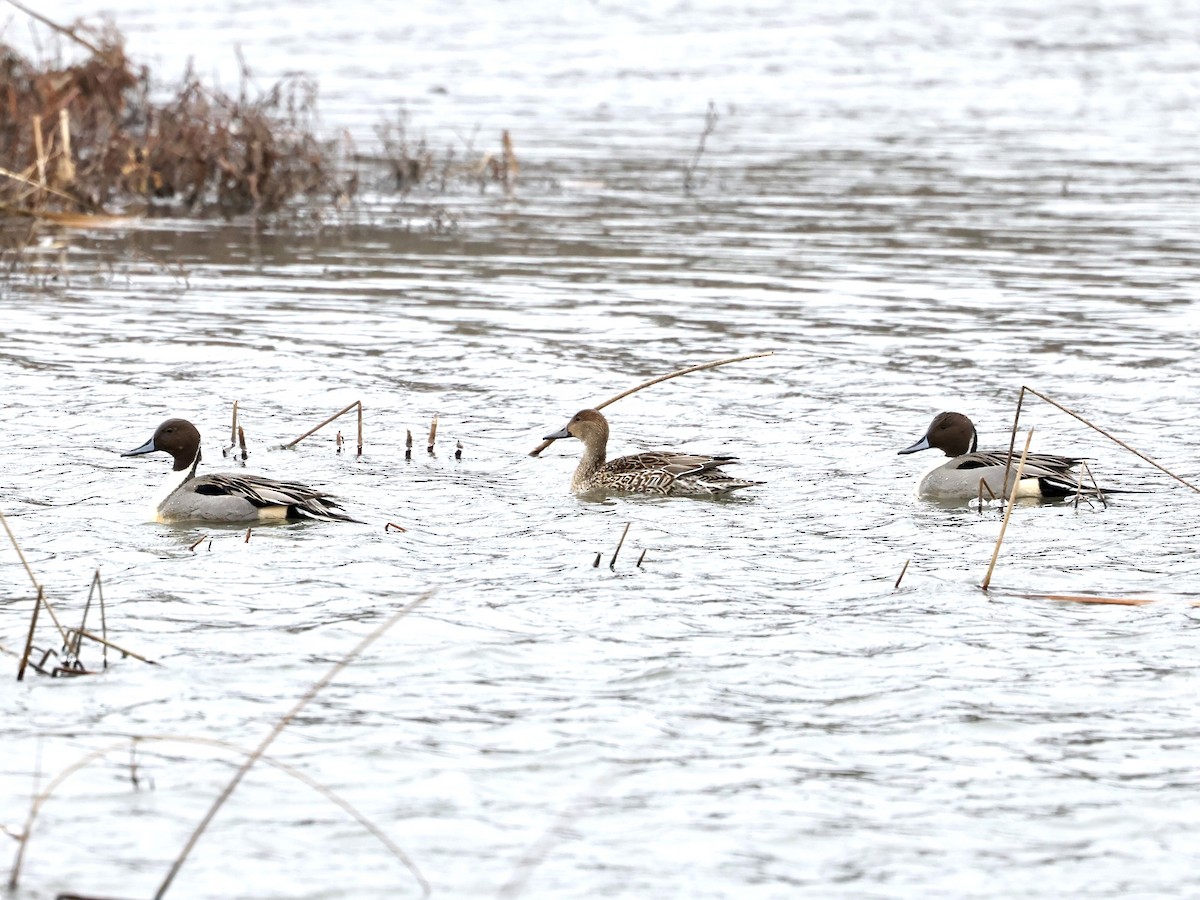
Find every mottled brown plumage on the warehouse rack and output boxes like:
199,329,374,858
543,409,761,496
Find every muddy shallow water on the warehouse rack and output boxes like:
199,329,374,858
3,1,1200,897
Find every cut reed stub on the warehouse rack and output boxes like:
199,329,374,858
636,549,647,568
405,429,413,461
592,552,602,568
336,430,344,453
455,440,463,461
237,425,247,462
427,414,438,455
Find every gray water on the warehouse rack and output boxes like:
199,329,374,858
3,1,1200,897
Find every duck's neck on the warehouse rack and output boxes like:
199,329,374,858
571,441,607,490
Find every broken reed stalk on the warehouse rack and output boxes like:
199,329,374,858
427,414,438,454
188,534,207,552
152,591,433,900
894,559,910,589
243,528,251,543
229,400,239,446
609,522,631,569
63,629,158,666
982,429,1034,591
16,587,42,682
636,549,647,568
1,508,70,647
1007,386,1200,495
10,734,430,897
529,351,774,456
986,588,1159,607
405,429,413,460
283,401,363,456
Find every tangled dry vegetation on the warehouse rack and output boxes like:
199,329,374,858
0,20,350,223
0,10,519,234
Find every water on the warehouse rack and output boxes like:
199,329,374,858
3,1,1200,897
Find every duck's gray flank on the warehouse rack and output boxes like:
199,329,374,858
544,408,761,496
123,418,357,523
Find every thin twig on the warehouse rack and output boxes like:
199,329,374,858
609,523,631,570
982,429,1033,591
530,351,773,456
893,559,910,589
283,401,362,450
152,591,432,900
1014,386,1200,494
1,0,103,53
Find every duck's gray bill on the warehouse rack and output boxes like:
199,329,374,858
122,437,158,457
543,426,571,441
897,434,931,455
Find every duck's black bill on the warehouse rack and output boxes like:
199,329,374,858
122,437,158,457
897,434,931,455
543,426,572,441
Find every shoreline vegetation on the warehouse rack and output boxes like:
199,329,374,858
0,6,518,238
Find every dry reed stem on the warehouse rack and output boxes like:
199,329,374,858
16,587,43,682
2,0,104,53
405,429,413,460
427,414,438,454
0,507,41,591
384,522,407,533
9,734,429,896
244,528,251,543
636,549,647,568
988,589,1159,607
152,591,432,900
894,559,910,589
188,534,207,552
1,508,70,647
982,430,1034,591
229,400,239,447
1006,386,1200,495
283,401,363,454
592,552,602,568
32,115,46,190
498,773,617,899
609,522,631,569
64,629,158,666
529,351,774,456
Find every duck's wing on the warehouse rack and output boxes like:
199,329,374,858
192,474,357,521
953,450,1083,479
603,451,739,490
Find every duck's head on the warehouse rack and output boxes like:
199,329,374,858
898,411,978,458
544,408,610,446
123,418,203,472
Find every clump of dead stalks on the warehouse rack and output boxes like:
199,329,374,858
0,12,349,222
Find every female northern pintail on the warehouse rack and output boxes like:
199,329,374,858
898,411,1102,502
122,418,357,523
543,408,761,496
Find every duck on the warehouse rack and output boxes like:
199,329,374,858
898,411,1102,502
122,418,358,523
543,408,761,496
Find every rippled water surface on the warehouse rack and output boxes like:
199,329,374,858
3,1,1200,897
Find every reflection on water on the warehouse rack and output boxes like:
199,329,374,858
3,0,1200,897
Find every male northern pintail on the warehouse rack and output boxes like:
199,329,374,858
122,418,357,523
543,408,761,496
898,411,1104,502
